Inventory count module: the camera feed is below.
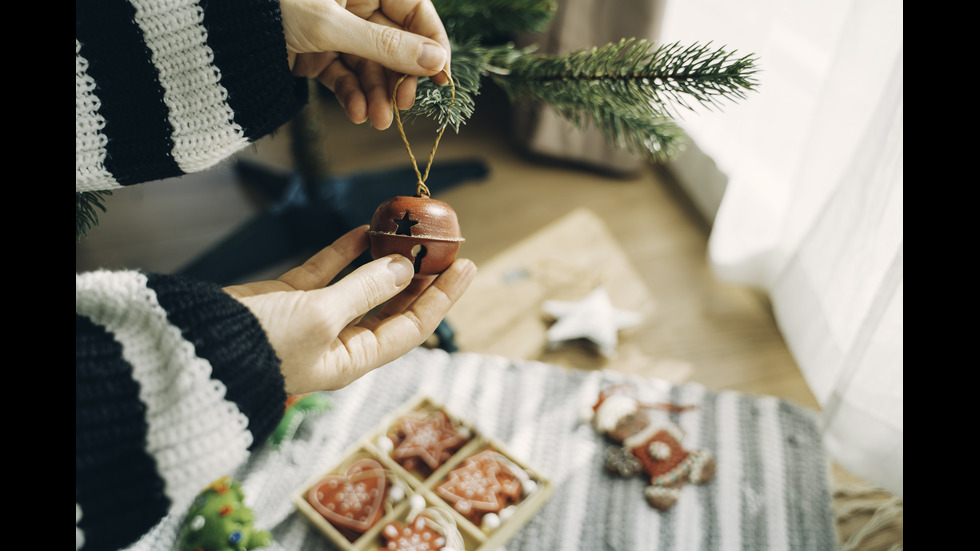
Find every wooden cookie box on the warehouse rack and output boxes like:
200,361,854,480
293,395,554,550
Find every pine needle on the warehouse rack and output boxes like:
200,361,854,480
400,39,487,133
76,190,111,241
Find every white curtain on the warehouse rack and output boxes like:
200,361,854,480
660,0,903,496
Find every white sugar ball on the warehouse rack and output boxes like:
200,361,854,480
376,436,394,453
481,513,501,531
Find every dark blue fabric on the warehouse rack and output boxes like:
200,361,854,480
75,0,181,185
75,314,170,551
146,273,286,451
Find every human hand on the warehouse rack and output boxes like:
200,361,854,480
281,0,452,130
224,226,476,394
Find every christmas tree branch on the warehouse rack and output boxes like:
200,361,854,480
489,38,758,159
433,0,556,42
404,38,757,161
490,38,759,116
399,40,488,133
76,190,111,241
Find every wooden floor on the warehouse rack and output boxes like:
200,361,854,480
76,84,901,549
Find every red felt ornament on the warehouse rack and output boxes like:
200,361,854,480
589,386,716,511
367,72,463,278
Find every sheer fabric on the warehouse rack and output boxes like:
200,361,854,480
661,0,904,495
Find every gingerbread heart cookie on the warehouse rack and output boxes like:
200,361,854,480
307,458,387,536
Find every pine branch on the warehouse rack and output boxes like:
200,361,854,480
76,190,112,241
577,107,688,160
404,38,758,162
433,0,556,43
487,38,758,159
401,39,492,133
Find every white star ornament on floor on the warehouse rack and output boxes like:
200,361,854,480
541,286,644,358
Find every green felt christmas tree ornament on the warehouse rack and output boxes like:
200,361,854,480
268,392,333,449
178,476,272,551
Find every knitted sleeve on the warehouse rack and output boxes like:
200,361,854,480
76,0,308,191
75,271,287,551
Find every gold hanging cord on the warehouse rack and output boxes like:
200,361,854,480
392,70,455,198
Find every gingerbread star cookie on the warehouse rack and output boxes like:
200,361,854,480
390,410,469,474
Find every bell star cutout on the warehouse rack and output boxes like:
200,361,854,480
541,286,643,358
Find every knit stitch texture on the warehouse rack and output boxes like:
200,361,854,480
75,0,307,190
76,271,285,551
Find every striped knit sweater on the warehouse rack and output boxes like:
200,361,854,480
76,1,307,549
76,272,287,551
76,0,307,189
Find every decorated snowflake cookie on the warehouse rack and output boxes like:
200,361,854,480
307,458,388,540
435,449,526,527
379,515,447,551
389,410,470,475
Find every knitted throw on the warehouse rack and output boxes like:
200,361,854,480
128,348,837,551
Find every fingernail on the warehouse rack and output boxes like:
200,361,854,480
388,256,414,285
460,259,477,279
418,44,447,71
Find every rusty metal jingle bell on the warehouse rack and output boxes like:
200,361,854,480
367,195,464,277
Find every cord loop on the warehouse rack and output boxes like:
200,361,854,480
392,70,455,197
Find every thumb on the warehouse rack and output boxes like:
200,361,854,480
325,12,448,75
324,255,416,326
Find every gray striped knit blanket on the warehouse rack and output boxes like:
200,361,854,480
130,348,836,551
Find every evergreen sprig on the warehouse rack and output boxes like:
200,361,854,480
487,38,759,160
401,39,487,133
405,38,758,162
433,0,557,43
76,190,111,241
496,39,758,117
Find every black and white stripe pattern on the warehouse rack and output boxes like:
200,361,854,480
75,0,307,191
76,270,285,551
125,348,837,551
